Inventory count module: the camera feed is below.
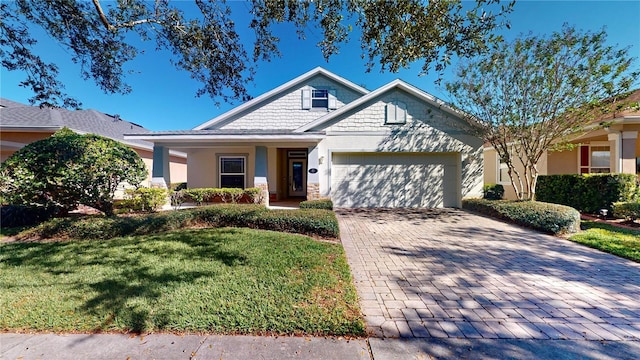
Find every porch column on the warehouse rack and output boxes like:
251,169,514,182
608,133,621,173
254,146,269,206
151,145,170,188
307,145,320,200
621,131,638,174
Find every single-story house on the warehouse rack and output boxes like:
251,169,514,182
484,89,640,199
0,98,187,187
125,67,483,208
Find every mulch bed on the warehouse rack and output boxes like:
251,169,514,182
581,213,640,230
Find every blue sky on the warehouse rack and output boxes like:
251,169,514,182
1,1,638,131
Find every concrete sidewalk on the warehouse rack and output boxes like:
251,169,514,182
4,333,640,359
1,333,370,360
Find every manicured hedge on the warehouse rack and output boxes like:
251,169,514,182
182,187,263,205
116,188,168,213
299,199,334,210
536,174,638,213
17,204,339,240
462,198,580,235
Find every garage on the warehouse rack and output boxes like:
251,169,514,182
330,152,460,208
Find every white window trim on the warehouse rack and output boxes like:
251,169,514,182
578,142,611,174
302,87,336,110
496,153,511,185
219,155,246,188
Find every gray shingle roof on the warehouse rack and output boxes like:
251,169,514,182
0,98,152,149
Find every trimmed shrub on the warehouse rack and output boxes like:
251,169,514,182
17,204,339,240
253,209,339,238
536,174,638,213
462,198,580,235
117,188,167,213
183,187,262,205
0,205,54,228
299,199,334,210
483,184,505,200
612,202,640,221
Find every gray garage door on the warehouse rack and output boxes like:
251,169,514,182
331,152,459,208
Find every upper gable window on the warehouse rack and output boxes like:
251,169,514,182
385,100,407,124
302,88,336,110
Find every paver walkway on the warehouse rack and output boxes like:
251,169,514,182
337,209,640,341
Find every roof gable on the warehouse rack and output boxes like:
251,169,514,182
294,79,462,133
193,67,369,130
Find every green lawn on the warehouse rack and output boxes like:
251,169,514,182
569,221,640,262
0,228,364,335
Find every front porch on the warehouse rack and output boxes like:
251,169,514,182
139,131,326,206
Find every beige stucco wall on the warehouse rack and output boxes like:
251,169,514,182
547,148,578,175
483,146,549,200
187,146,256,188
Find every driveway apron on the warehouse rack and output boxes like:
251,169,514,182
337,209,640,341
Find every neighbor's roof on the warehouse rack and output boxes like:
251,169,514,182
0,98,154,150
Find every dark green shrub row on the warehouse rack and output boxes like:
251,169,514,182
116,188,167,213
182,187,263,205
0,205,54,228
483,184,505,200
299,199,334,210
18,204,339,240
612,201,640,220
536,174,638,213
462,198,580,235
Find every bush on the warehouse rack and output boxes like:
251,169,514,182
117,188,167,213
183,187,263,205
483,184,504,200
299,199,334,210
17,204,340,240
612,202,640,221
0,205,54,228
462,198,580,235
0,128,146,216
536,174,638,213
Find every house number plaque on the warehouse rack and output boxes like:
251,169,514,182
308,168,318,174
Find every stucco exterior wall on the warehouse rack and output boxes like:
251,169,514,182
547,148,578,175
216,75,364,130
186,146,256,189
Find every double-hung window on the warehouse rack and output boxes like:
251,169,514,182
219,156,245,188
301,88,337,110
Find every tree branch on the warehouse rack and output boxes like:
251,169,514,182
91,0,114,31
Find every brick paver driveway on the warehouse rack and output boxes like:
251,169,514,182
338,209,640,341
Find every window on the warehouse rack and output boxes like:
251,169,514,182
301,88,336,110
219,156,245,188
498,161,510,184
579,145,610,174
385,101,407,124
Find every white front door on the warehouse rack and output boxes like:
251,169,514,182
288,158,307,197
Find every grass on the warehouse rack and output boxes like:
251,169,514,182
0,227,365,335
569,221,640,262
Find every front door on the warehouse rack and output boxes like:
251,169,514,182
288,158,307,197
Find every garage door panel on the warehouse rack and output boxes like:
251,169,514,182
331,152,458,208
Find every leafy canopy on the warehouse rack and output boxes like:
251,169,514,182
0,128,147,215
0,0,513,108
446,25,638,200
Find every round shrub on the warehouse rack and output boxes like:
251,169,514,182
483,184,505,200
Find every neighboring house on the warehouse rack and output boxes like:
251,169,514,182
0,98,187,187
125,67,484,208
484,89,640,199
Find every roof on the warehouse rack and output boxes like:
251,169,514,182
193,67,370,130
0,98,154,150
294,79,462,133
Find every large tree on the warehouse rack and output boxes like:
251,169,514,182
0,0,513,108
446,25,638,200
0,128,147,216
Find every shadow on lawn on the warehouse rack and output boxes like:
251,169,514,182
1,228,249,333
